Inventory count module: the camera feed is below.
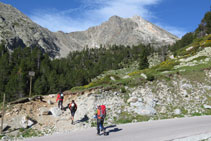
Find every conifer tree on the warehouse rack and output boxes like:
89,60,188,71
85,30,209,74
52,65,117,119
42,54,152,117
139,46,150,70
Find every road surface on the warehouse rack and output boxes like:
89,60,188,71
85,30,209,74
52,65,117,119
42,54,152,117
26,115,211,141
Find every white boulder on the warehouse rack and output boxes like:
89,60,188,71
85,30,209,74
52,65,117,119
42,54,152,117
174,109,181,115
127,97,138,103
141,73,147,79
47,100,53,105
204,104,211,109
50,107,62,117
20,116,34,128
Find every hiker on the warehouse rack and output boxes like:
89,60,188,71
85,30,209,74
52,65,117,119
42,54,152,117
56,92,64,109
96,105,106,135
69,100,77,124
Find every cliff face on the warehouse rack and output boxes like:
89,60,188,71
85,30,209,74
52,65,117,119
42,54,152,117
67,15,178,49
0,2,60,57
0,2,178,58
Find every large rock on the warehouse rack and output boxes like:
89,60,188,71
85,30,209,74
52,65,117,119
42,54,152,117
204,104,211,109
127,97,138,103
47,100,53,105
50,107,62,117
160,106,167,114
40,107,51,115
139,105,156,116
174,109,181,115
141,73,147,79
20,116,34,128
130,101,156,116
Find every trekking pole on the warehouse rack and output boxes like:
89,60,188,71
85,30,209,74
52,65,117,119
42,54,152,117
0,93,5,134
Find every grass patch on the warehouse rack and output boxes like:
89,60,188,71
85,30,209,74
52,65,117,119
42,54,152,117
191,113,202,116
204,109,211,115
180,69,206,83
114,112,150,124
181,108,188,115
91,121,97,127
191,56,207,62
0,135,5,140
153,60,179,72
71,74,120,92
207,96,211,105
18,128,43,138
176,61,211,75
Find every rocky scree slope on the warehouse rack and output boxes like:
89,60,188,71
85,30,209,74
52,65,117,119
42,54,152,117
0,2,178,58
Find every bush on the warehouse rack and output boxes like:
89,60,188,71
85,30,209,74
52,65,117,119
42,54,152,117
120,87,127,93
202,40,211,47
146,73,155,81
128,70,142,76
155,60,179,72
196,12,211,36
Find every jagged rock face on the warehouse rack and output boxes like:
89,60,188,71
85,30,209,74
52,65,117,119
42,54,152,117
0,2,59,57
0,2,178,58
67,16,178,49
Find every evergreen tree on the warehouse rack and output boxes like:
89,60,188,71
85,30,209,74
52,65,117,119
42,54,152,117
196,12,211,37
139,46,150,70
0,43,156,102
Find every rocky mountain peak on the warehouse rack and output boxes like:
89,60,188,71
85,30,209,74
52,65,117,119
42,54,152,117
131,15,144,21
0,2,178,58
108,15,122,21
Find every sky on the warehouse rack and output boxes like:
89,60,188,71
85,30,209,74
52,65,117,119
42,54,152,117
0,0,210,38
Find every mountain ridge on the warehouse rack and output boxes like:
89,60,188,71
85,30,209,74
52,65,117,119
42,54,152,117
0,2,178,58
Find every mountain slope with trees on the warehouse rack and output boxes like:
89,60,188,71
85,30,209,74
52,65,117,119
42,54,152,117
0,43,155,102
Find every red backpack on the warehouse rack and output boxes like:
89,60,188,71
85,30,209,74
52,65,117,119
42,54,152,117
101,105,106,118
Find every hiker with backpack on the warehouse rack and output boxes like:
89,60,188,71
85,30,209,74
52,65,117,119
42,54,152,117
96,105,106,135
56,92,64,110
69,100,77,124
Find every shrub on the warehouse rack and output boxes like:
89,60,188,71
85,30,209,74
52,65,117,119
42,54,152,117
202,40,211,47
146,73,155,81
120,87,126,93
155,60,179,72
128,70,142,76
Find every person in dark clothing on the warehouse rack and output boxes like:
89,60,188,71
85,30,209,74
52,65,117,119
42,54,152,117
69,100,77,124
56,92,64,109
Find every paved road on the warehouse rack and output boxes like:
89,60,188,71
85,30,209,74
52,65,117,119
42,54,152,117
26,116,211,141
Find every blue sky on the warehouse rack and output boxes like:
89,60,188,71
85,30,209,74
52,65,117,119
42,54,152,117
1,0,210,37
